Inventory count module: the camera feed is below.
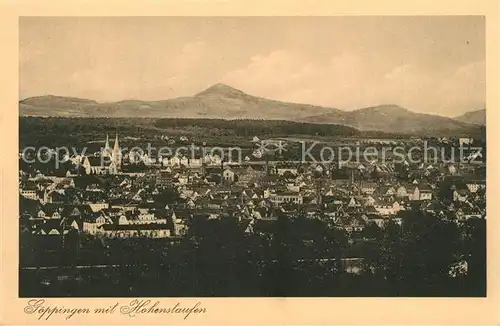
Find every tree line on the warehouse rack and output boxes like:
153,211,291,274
20,210,485,297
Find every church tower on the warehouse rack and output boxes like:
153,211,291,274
112,133,122,171
103,134,112,157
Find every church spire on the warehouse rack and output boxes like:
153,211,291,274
105,134,110,151
113,133,119,153
112,133,121,171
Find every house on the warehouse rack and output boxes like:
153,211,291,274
374,200,402,216
391,215,403,226
82,213,107,235
396,185,408,198
362,214,386,228
249,174,281,188
359,182,377,195
171,210,189,236
98,223,171,238
20,188,38,201
336,215,366,232
277,167,298,176
88,202,109,212
347,197,360,208
222,167,236,182
57,178,76,189
459,138,474,147
286,183,301,193
168,156,181,166
378,185,396,196
459,206,483,220
34,219,66,236
62,205,83,219
177,174,189,185
130,208,168,224
465,180,486,193
269,191,303,206
188,158,203,168
406,185,420,201
101,207,123,219
31,207,81,235
419,188,433,201
242,189,263,200
36,204,63,219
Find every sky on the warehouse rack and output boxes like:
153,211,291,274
19,16,485,117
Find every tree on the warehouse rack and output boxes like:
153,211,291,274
366,210,463,295
461,218,486,296
361,222,382,240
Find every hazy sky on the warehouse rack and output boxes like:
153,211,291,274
20,16,485,116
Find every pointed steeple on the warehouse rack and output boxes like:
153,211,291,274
104,134,110,151
112,133,121,171
113,133,119,153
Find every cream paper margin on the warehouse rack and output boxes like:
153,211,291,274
1,0,499,325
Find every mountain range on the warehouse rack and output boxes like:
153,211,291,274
453,109,486,126
20,83,485,134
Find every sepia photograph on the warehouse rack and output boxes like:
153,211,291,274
18,16,486,298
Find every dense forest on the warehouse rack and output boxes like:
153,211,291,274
19,117,485,151
154,118,358,137
19,117,357,147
